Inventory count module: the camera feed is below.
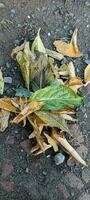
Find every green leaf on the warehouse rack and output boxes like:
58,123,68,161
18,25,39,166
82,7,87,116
0,69,4,95
31,29,46,55
30,85,84,110
35,110,69,133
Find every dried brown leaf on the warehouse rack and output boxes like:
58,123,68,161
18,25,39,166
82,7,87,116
11,41,26,58
46,48,64,61
84,64,90,83
53,29,82,57
53,132,86,166
12,101,44,124
44,133,58,152
0,109,10,132
48,60,60,79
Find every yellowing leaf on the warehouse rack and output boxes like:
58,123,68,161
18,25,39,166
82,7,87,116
0,99,18,113
12,101,44,124
48,60,60,79
0,109,10,132
31,29,46,54
53,132,86,166
35,110,70,133
46,48,64,61
68,62,76,78
60,114,76,122
53,29,82,58
11,41,26,59
84,64,90,83
0,69,4,95
31,142,51,155
69,77,83,92
16,42,31,90
44,133,58,152
59,64,69,76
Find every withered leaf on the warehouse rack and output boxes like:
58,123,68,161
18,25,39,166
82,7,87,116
0,99,18,113
0,109,10,132
46,48,64,61
84,64,90,83
31,29,46,55
53,29,82,57
12,101,44,124
53,132,86,166
35,110,70,133
0,69,4,95
44,133,58,152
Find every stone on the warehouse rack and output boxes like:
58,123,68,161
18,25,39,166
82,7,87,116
4,77,12,84
54,152,65,165
79,193,90,200
68,123,84,144
0,3,5,8
56,183,70,199
64,173,84,189
20,139,30,154
0,181,14,192
11,9,16,14
26,167,29,173
85,1,90,7
1,163,14,178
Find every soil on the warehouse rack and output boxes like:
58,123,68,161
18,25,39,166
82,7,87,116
0,0,90,200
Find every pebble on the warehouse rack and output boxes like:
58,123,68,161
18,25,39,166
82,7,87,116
11,9,16,14
0,3,5,8
85,1,90,6
17,23,21,28
48,32,51,36
4,77,12,84
14,39,19,45
27,15,30,19
46,154,51,158
26,167,29,173
42,171,47,176
54,152,65,165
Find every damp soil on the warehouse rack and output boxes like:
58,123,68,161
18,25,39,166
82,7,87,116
0,1,90,200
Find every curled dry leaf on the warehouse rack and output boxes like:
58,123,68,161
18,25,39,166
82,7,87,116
31,142,51,155
0,99,18,113
44,133,58,152
35,110,70,133
53,29,82,57
84,64,90,84
69,77,83,92
46,48,64,61
0,109,10,132
11,40,26,59
53,132,86,166
59,64,69,76
60,113,76,122
0,69,4,95
31,28,46,54
48,60,60,79
68,62,76,78
12,101,44,124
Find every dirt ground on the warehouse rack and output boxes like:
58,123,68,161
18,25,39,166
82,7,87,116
0,0,90,199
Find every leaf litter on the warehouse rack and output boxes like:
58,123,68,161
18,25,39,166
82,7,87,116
0,28,89,166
